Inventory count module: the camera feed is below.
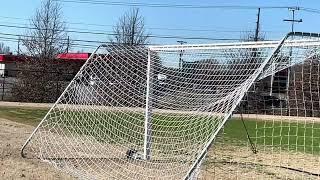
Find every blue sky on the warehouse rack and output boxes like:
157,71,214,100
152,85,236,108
0,0,320,53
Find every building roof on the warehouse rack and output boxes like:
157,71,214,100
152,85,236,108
56,53,90,61
0,53,90,62
0,54,28,62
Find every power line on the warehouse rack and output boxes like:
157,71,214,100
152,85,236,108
300,7,320,14
0,19,284,34
0,32,112,45
283,7,302,33
0,23,244,41
0,15,283,34
0,35,96,46
0,20,250,33
53,0,297,9
0,35,104,50
0,6,319,36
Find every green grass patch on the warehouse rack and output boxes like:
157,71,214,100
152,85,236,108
0,106,48,126
224,118,320,154
0,106,319,154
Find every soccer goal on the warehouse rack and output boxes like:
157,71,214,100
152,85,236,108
21,32,320,179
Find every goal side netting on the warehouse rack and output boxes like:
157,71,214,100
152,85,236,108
21,32,320,179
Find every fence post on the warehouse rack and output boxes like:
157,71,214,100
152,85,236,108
56,72,59,101
1,74,5,101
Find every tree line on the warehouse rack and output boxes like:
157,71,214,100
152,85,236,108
7,0,149,102
3,0,319,120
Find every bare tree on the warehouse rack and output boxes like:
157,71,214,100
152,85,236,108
0,42,10,54
23,0,68,59
12,0,75,103
241,31,265,42
111,8,149,45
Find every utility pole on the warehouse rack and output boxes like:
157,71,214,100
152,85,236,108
177,40,187,69
17,36,21,55
252,8,261,58
254,8,261,42
283,7,302,116
66,36,70,53
283,7,302,33
131,22,135,45
252,8,261,61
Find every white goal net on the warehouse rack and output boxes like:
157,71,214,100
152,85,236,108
22,32,320,179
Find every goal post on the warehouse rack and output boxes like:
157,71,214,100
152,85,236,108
21,32,320,179
144,49,153,160
20,44,103,158
182,32,290,179
208,32,320,179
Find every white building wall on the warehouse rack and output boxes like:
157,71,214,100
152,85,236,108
0,63,5,76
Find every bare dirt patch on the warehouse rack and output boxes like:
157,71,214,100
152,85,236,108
1,114,320,179
0,102,52,109
0,118,73,180
198,141,320,179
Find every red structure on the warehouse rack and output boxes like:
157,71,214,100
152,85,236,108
56,53,90,61
0,53,89,77
0,54,30,62
0,53,90,62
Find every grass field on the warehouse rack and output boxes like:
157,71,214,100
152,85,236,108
2,106,320,154
0,106,48,126
223,118,320,154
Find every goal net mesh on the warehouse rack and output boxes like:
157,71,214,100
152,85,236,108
22,32,320,179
